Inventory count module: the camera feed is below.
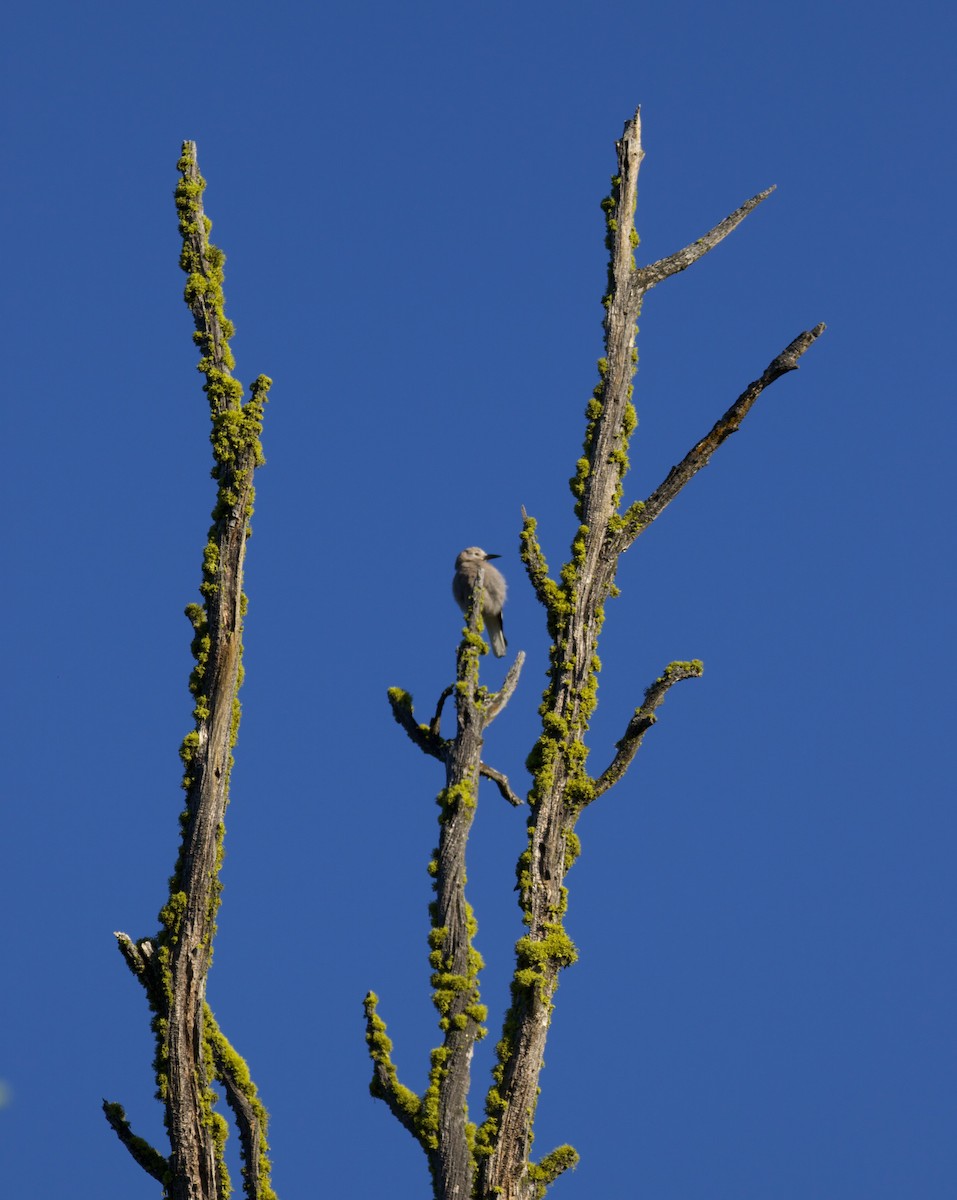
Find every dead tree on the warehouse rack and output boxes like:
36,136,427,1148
104,143,276,1200
365,109,824,1200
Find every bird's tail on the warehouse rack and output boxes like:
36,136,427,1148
486,612,507,658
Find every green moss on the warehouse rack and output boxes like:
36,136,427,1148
562,831,581,870
363,993,423,1124
465,1002,488,1027
437,780,475,812
516,926,578,971
528,1144,580,1196
210,1108,230,1199
601,172,624,254
513,967,541,991
102,1101,169,1182
541,711,569,740
200,540,220,598
431,973,472,1015
203,1006,278,1200
158,891,188,941
387,686,413,710
565,775,595,808
179,730,199,768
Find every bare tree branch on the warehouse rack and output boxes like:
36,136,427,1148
617,322,826,551
634,187,775,294
479,762,524,806
593,661,704,799
430,685,455,738
485,650,526,723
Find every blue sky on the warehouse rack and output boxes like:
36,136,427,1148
2,2,954,1197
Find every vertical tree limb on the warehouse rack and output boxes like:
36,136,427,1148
107,142,273,1200
368,573,525,1200
476,110,823,1200
476,113,652,1200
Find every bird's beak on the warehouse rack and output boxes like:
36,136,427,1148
485,553,501,560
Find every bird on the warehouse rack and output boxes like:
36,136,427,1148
452,547,507,657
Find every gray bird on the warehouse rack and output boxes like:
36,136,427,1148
452,546,507,657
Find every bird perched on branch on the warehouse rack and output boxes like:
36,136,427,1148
452,547,507,658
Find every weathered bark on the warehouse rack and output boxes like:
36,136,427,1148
106,143,274,1200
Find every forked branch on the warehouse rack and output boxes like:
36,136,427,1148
387,687,447,760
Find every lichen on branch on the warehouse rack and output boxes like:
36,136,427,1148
107,141,274,1200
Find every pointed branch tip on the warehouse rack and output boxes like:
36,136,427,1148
593,662,703,798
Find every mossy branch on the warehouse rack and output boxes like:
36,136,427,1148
371,577,525,1199
479,113,649,1200
520,509,563,616
387,652,523,763
424,579,496,1198
528,1144,580,1196
388,687,448,760
480,108,824,1200
593,660,705,798
159,140,271,1200
205,1007,277,1200
102,1101,170,1183
363,993,424,1142
108,142,272,1200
